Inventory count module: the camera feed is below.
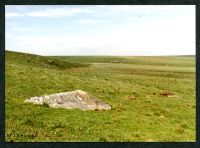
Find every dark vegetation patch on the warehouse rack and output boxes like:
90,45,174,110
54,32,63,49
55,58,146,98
42,102,49,108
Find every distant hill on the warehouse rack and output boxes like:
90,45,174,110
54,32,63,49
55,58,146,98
5,50,90,69
174,55,195,57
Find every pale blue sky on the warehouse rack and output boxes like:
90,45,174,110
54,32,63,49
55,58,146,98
6,5,195,56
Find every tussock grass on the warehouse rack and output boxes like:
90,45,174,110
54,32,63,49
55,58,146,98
6,51,195,142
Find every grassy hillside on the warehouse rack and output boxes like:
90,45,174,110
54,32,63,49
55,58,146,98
54,55,195,67
6,51,195,142
6,51,90,69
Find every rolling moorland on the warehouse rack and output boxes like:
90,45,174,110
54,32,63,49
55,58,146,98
5,50,195,142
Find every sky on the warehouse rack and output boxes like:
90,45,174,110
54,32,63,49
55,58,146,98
5,5,195,56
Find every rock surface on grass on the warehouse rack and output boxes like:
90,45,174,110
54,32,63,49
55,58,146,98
24,90,111,111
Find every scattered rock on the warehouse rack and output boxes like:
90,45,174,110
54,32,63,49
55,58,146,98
125,96,137,100
24,90,111,111
160,115,164,118
112,60,119,63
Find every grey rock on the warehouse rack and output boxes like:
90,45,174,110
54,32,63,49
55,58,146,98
24,90,111,111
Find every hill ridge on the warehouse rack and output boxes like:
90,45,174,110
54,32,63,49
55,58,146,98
6,50,90,69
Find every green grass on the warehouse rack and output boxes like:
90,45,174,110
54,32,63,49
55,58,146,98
6,50,195,142
6,51,90,70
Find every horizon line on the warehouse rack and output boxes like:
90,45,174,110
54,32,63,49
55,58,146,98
6,49,195,57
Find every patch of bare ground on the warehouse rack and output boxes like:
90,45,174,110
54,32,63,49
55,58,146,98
160,91,178,98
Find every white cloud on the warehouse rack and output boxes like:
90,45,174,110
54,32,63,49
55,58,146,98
6,12,24,18
6,5,195,19
26,8,81,17
6,7,96,18
78,18,105,24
